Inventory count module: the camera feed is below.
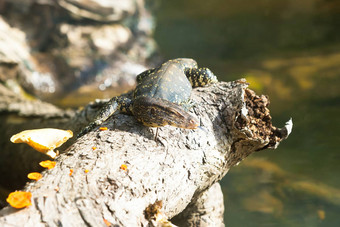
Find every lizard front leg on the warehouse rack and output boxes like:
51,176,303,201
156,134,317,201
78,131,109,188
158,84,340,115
77,96,132,137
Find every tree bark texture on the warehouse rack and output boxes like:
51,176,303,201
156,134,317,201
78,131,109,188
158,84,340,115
0,80,292,226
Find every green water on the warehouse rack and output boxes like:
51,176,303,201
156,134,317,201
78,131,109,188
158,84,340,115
155,0,340,226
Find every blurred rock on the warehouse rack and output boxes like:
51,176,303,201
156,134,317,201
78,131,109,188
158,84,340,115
0,0,160,106
58,0,137,22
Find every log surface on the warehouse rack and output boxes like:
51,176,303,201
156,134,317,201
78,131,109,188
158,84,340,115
0,80,292,226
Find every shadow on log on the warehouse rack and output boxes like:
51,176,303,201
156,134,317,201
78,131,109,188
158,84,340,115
0,80,292,226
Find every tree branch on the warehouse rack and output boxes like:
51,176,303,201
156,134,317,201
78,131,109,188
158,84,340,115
0,80,292,226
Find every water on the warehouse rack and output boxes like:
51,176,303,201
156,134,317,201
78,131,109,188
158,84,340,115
155,0,340,226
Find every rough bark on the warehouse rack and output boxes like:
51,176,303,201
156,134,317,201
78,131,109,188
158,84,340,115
172,182,225,227
0,80,292,226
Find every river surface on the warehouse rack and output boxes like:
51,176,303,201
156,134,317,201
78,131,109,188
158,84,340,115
155,0,340,226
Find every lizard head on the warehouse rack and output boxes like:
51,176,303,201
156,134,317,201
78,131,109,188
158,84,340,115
132,96,199,129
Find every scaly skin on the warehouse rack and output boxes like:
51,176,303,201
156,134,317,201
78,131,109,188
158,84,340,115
78,58,217,137
132,96,199,129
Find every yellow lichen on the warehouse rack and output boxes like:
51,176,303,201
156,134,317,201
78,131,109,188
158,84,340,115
120,164,127,171
103,219,112,226
39,160,56,169
69,169,73,176
6,191,32,209
99,127,108,131
27,172,42,181
10,128,73,158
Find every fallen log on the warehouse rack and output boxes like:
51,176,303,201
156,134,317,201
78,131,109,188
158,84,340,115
0,80,292,226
